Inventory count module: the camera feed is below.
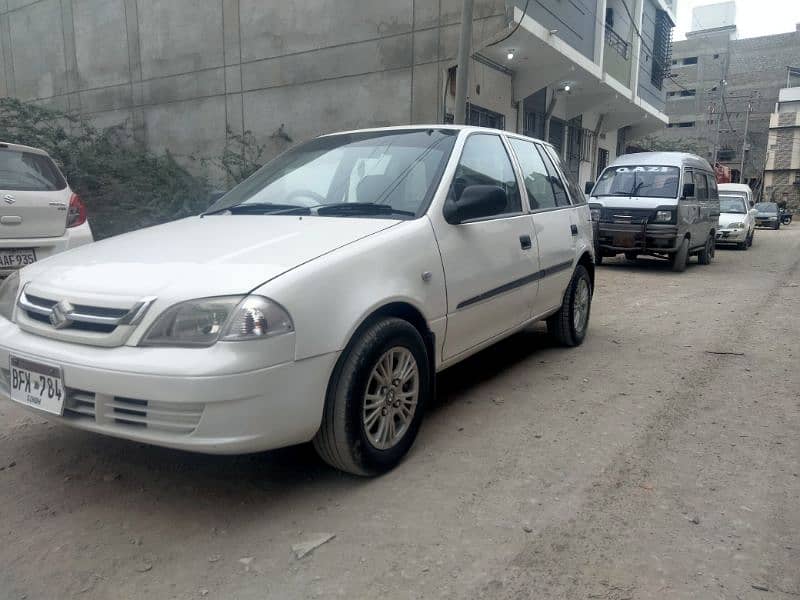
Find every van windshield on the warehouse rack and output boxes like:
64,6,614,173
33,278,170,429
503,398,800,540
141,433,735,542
719,195,747,214
593,166,680,199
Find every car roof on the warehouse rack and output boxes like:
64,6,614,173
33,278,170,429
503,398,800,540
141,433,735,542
318,125,556,151
718,183,752,192
608,151,712,171
0,141,50,156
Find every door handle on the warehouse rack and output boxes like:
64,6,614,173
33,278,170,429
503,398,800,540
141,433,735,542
570,224,579,236
519,234,532,250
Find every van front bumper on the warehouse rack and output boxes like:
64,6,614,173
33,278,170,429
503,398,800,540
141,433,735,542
596,223,679,253
0,321,338,454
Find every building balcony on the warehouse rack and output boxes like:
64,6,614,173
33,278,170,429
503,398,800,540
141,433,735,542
603,25,632,87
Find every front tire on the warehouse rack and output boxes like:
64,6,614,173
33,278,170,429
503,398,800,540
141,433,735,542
547,265,592,347
671,237,689,272
313,318,430,476
698,234,715,265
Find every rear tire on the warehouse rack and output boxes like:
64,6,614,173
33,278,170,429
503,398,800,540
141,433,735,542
737,240,747,250
313,318,430,476
698,235,715,265
671,237,689,272
547,265,592,347
747,229,754,247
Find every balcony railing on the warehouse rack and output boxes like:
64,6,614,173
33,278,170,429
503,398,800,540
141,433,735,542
604,25,632,86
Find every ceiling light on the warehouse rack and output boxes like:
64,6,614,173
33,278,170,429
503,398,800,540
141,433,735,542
564,84,571,92
507,50,515,60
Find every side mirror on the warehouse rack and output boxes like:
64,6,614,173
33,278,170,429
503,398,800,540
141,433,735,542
749,200,755,208
584,181,595,195
444,185,507,224
681,183,695,199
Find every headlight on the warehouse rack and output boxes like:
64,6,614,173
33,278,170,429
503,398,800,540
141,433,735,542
590,208,601,221
654,210,673,223
141,295,293,347
0,272,20,322
727,222,745,229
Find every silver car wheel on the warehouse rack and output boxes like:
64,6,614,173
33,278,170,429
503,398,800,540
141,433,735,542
363,347,419,450
573,278,590,334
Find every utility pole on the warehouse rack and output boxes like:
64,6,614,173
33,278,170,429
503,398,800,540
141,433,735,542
739,100,751,182
453,0,474,125
712,79,725,167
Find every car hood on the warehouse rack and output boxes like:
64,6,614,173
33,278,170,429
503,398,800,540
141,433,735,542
21,215,399,300
718,212,748,227
755,211,777,218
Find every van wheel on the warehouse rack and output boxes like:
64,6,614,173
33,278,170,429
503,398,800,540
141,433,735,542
547,265,592,347
671,237,689,272
698,235,715,265
313,318,430,476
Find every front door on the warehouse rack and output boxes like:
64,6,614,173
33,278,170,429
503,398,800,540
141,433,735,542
432,133,539,361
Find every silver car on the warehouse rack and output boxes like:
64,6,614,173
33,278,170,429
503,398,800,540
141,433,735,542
586,152,720,272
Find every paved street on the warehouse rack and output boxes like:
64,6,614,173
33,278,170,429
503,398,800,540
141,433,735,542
2,227,799,600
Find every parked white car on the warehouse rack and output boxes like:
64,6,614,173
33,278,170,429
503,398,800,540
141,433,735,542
0,126,595,475
716,183,755,249
0,142,93,277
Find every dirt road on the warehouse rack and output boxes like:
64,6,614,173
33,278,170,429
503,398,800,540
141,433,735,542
2,227,799,600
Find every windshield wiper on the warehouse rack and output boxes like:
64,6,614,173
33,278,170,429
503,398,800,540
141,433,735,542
316,203,415,218
205,202,312,216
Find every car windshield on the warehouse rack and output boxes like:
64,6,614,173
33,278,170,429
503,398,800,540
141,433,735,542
754,202,777,213
719,195,747,214
206,129,457,218
592,166,680,199
0,148,66,191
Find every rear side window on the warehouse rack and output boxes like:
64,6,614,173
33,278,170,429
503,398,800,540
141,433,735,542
707,175,719,199
694,171,708,200
537,147,570,206
508,139,557,210
450,134,522,216
0,149,66,191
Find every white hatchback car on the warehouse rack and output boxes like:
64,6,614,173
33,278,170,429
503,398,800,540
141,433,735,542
0,126,595,475
0,142,93,277
716,183,755,249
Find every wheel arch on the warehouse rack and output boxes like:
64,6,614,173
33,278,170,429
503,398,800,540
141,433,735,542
577,251,595,291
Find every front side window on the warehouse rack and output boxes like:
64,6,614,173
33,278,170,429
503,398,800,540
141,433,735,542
508,139,557,210
707,175,719,199
719,195,747,214
208,129,457,218
449,134,522,216
0,149,66,191
593,166,680,199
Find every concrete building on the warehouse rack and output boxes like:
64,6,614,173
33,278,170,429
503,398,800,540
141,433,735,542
763,84,800,210
645,10,800,195
0,0,676,188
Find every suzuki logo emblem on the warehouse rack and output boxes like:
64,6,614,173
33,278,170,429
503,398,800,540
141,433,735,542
3,194,14,205
49,300,75,329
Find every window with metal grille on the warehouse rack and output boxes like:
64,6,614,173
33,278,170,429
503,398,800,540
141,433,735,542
651,9,673,90
467,104,505,130
597,148,609,179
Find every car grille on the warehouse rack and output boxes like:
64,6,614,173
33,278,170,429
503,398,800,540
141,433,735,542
16,290,156,347
64,389,204,435
601,208,653,224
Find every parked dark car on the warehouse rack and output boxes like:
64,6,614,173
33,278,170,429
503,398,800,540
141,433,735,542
754,202,781,230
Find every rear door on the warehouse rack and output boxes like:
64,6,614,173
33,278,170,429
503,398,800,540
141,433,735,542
0,147,69,239
507,138,576,315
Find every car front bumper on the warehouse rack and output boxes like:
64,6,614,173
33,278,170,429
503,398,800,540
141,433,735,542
0,322,338,454
0,221,94,278
595,223,680,253
755,218,778,227
716,228,747,242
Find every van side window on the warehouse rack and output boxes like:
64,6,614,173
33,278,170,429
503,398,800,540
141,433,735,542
706,175,719,200
694,171,708,200
507,139,558,210
537,147,571,206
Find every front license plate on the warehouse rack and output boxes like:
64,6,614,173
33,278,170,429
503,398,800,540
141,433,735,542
613,234,635,248
9,355,65,416
0,248,37,269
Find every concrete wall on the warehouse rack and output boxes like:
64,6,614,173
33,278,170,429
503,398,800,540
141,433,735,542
0,0,507,179
510,0,598,60
652,29,800,184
